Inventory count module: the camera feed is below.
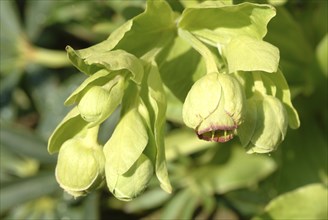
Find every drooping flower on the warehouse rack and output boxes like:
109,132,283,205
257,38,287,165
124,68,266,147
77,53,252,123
55,135,105,197
237,95,288,153
183,72,246,142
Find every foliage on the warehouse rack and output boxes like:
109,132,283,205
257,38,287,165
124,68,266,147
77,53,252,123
0,0,327,219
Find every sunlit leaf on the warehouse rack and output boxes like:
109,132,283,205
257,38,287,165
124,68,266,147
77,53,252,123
179,2,276,45
253,184,328,220
225,36,279,73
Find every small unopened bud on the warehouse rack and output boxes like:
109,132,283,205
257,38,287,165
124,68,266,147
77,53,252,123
78,75,125,126
55,138,105,197
106,154,154,201
237,95,288,153
183,73,245,142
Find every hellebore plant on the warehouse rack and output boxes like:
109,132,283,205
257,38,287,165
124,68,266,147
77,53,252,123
48,0,300,200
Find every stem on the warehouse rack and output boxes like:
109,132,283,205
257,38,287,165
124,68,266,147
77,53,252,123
84,125,100,146
178,29,218,73
28,46,70,68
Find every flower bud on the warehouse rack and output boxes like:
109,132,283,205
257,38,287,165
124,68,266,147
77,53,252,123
78,75,125,127
55,138,105,197
182,73,245,142
106,154,154,201
237,95,288,153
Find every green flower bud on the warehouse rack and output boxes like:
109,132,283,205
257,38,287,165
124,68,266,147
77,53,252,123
55,137,105,197
106,154,154,201
78,75,125,127
237,95,288,153
182,73,245,142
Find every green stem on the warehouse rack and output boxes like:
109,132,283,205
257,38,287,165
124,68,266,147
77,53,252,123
84,125,100,146
178,29,218,73
29,46,70,68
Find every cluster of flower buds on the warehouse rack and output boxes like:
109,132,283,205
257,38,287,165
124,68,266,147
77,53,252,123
48,48,171,200
182,63,299,154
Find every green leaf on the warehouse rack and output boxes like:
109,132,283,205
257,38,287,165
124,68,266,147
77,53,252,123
190,145,277,194
179,2,276,45
67,19,133,64
214,145,276,192
48,107,88,154
0,147,39,181
225,36,279,73
253,184,328,220
103,108,148,175
124,188,171,213
66,48,144,84
267,116,327,194
106,154,153,201
25,0,56,41
160,189,198,220
83,50,144,84
264,7,313,85
165,128,216,161
0,0,24,75
0,172,57,214
1,124,55,164
158,35,205,102
66,0,175,76
113,0,176,57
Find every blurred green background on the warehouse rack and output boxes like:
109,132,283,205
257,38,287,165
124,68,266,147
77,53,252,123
0,0,327,219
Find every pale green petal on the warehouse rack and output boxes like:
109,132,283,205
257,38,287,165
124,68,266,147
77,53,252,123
64,69,111,106
147,64,172,193
48,107,88,154
55,138,105,197
106,154,154,201
219,74,245,124
103,108,148,175
182,73,223,129
246,96,288,153
237,100,257,147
